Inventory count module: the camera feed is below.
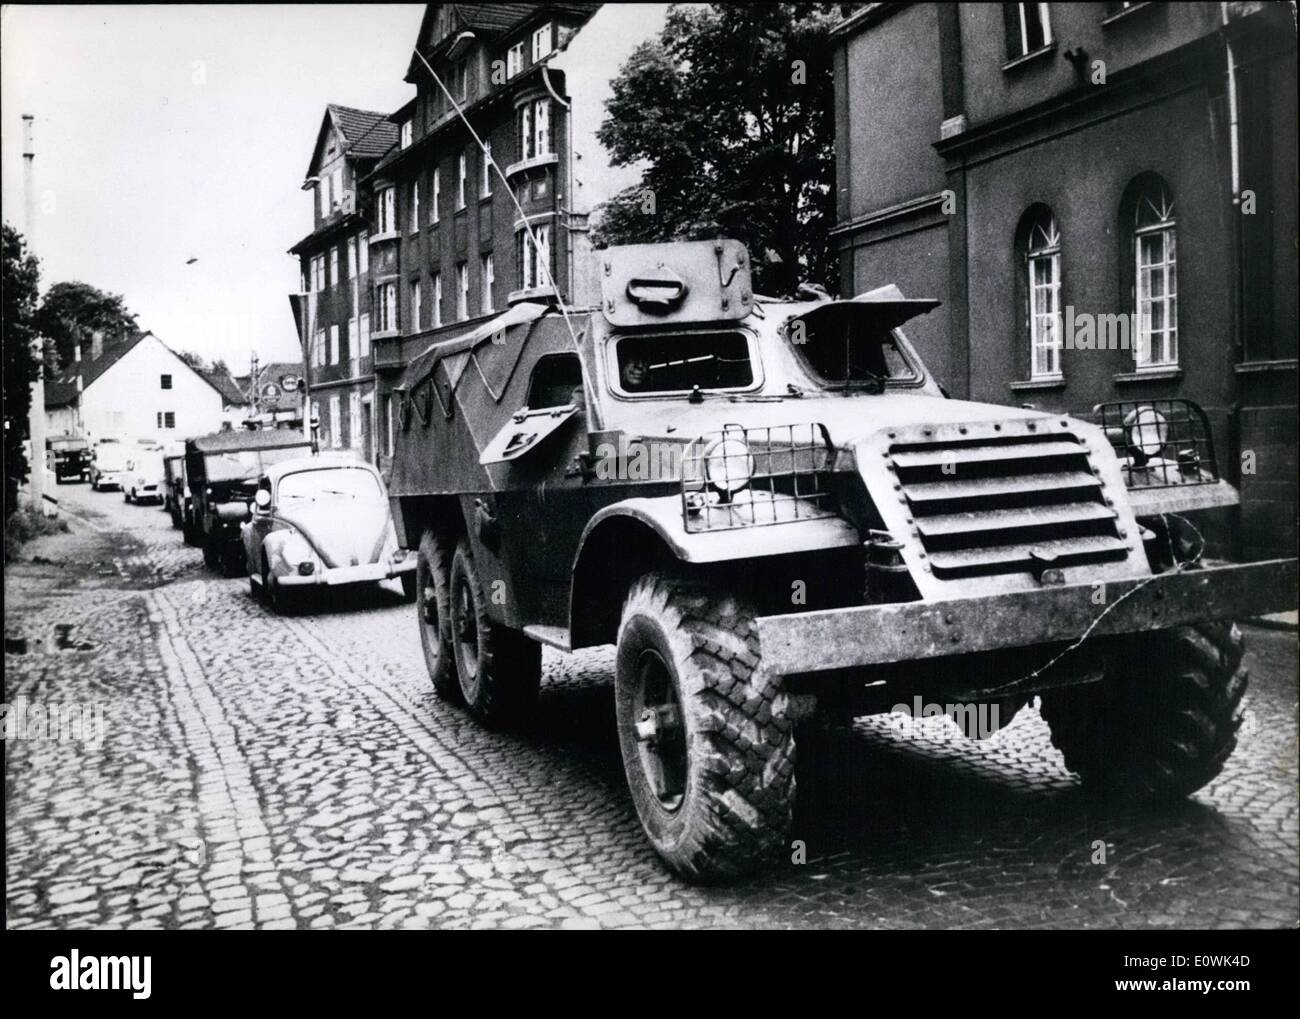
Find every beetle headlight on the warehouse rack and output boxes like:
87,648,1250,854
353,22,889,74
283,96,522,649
703,436,754,495
281,533,314,568
1125,406,1168,459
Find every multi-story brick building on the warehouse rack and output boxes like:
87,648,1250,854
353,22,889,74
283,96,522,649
830,2,1297,557
364,2,654,468
290,104,399,459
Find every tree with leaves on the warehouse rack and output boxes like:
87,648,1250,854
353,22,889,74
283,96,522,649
3,225,41,518
36,280,138,374
592,3,844,296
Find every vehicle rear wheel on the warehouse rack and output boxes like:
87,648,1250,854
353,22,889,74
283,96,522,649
614,573,795,882
1040,621,1248,801
416,531,458,702
448,539,540,725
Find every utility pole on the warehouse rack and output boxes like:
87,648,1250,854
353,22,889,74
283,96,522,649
23,114,48,514
250,350,260,421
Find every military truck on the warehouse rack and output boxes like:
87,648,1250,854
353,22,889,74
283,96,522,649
186,429,314,575
387,239,1296,882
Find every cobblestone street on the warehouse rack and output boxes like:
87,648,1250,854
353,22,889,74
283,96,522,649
5,483,1297,930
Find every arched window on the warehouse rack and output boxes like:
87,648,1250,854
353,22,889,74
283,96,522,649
1016,204,1062,380
1125,175,1178,368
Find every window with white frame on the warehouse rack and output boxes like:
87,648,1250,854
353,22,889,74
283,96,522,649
519,99,551,160
1133,180,1178,369
313,328,326,368
517,225,551,290
457,152,468,209
507,41,524,78
482,140,493,196
328,324,340,365
329,247,339,286
376,187,396,235
481,254,494,314
376,282,398,333
411,181,420,232
359,313,371,357
349,391,362,449
301,265,310,293
400,120,413,149
318,180,328,219
431,167,441,223
347,237,357,278
329,395,342,449
331,167,343,209
312,255,325,292
1025,209,1062,379
433,273,442,328
532,22,554,62
411,278,422,331
457,262,468,321
359,231,369,272
1005,3,1052,59
348,317,358,364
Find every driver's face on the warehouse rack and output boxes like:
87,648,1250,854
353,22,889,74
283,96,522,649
622,359,648,388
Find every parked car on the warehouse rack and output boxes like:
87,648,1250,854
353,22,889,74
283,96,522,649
163,453,189,529
185,429,314,575
123,443,167,504
241,453,415,613
386,238,1297,882
89,436,132,491
46,435,92,483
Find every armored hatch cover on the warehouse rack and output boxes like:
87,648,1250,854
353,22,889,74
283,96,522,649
599,239,753,328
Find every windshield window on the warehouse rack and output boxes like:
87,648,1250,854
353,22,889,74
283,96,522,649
792,323,918,388
278,467,382,503
614,331,754,394
203,445,308,483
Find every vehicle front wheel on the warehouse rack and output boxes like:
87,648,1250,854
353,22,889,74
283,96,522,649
448,538,540,725
614,573,796,882
267,574,299,616
1040,621,1248,801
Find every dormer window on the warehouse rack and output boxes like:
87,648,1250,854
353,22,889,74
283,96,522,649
531,22,554,62
507,41,524,78
400,120,413,149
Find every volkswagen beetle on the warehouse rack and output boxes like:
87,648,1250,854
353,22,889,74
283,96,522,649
242,453,415,613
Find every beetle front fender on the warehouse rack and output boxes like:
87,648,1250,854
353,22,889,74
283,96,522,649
574,496,860,566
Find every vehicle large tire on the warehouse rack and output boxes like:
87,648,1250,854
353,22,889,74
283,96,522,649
220,541,247,578
416,532,458,702
202,535,219,571
614,573,796,882
447,538,540,725
1040,621,1248,801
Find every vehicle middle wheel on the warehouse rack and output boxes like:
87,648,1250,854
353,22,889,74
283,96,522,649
614,573,796,882
447,538,540,726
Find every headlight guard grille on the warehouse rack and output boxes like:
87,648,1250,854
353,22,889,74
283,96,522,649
1094,398,1219,489
680,422,838,532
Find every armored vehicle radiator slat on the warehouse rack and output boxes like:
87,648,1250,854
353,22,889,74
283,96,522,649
889,433,1128,579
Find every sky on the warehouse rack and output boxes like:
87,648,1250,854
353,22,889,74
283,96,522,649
1,4,424,370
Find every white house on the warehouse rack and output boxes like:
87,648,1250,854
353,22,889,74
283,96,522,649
44,331,249,445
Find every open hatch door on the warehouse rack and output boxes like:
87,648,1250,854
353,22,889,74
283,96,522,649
479,405,581,465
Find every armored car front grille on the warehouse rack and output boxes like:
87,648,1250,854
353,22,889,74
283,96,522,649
888,432,1129,579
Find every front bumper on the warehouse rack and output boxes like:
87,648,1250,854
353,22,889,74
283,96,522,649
756,558,1298,678
279,557,416,587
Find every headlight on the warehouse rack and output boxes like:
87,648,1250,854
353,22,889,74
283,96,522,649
1125,406,1168,458
703,436,754,495
280,533,314,568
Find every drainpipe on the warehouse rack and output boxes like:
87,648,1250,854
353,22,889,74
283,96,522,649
1221,2,1245,558
541,65,576,301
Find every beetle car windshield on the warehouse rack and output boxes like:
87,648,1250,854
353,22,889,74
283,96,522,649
614,331,754,394
792,322,918,390
278,467,382,503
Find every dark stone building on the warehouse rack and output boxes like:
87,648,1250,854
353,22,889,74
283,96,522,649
364,2,657,471
290,104,399,459
831,1,1297,557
